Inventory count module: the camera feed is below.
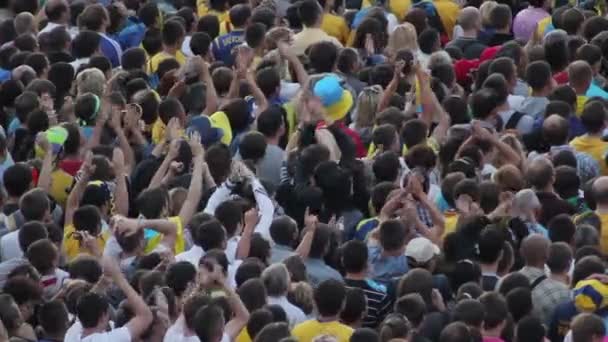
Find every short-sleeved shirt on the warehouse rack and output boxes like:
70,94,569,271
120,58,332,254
344,278,392,328
211,30,245,66
292,320,354,342
149,50,187,75
367,245,408,285
144,216,185,254
63,224,110,262
79,327,131,342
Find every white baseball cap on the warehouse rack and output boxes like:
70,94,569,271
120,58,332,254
405,237,440,263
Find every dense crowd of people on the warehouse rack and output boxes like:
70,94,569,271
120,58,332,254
3,0,608,340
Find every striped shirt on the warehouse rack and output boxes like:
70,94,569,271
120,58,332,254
344,278,393,328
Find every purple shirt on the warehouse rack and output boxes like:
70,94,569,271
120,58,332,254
513,7,550,42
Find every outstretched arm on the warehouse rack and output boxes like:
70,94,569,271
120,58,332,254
65,152,95,227
178,132,205,227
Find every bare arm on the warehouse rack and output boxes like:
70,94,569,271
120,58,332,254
103,257,153,339
377,61,404,113
147,140,179,190
109,109,135,175
178,133,205,227
246,69,268,116
201,59,219,116
235,208,258,260
36,133,53,194
112,148,129,216
65,152,95,227
295,208,318,259
278,41,308,86
221,282,249,340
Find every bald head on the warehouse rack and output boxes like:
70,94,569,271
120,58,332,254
521,234,550,267
526,157,555,190
569,60,593,92
593,177,608,206
542,114,569,146
458,7,481,31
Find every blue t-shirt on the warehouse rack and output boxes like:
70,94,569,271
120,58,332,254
211,30,244,66
368,245,409,285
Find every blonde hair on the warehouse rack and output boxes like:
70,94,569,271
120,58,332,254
354,85,383,129
386,23,418,59
287,281,314,315
479,1,498,27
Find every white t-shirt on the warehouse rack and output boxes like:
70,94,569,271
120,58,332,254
0,229,21,261
65,321,125,342
81,327,131,342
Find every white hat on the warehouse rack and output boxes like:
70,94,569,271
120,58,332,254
405,237,440,263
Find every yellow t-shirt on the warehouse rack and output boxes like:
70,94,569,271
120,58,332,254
292,320,353,342
144,216,186,254
321,14,350,45
598,212,608,254
443,211,459,238
63,224,110,262
50,169,74,207
570,135,608,175
236,329,252,342
196,0,229,23
576,95,588,116
210,111,232,145
151,118,185,145
149,50,187,75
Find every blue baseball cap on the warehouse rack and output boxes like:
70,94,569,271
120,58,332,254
186,116,224,147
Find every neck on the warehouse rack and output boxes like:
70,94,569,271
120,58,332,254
266,135,280,146
550,272,569,284
318,315,340,322
81,326,104,339
461,29,478,38
345,272,367,280
305,23,321,29
574,86,589,95
536,184,554,193
526,263,545,270
164,45,178,54
587,131,603,137
483,327,503,338
480,262,498,274
496,27,510,34
531,89,549,97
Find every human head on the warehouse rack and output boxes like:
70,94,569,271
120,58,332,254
515,316,546,342
26,238,59,276
458,7,481,33
3,276,43,321
314,279,346,317
452,299,485,329
20,188,50,222
78,4,109,32
521,234,550,268
568,60,593,94
308,41,339,73
526,157,555,190
440,322,474,342
3,163,33,198
261,263,290,297
38,300,69,338
547,241,573,276
572,313,606,342
298,0,322,27
592,176,608,208
548,214,576,244
581,100,607,134
378,219,408,254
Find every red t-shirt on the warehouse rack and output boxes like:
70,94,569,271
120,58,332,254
554,70,569,85
58,159,83,176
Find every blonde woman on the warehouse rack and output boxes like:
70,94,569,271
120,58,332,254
386,23,419,61
351,85,383,147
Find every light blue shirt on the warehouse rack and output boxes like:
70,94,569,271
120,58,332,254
304,258,343,287
368,245,409,285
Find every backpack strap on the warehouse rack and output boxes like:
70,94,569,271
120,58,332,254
531,274,547,289
505,111,525,130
